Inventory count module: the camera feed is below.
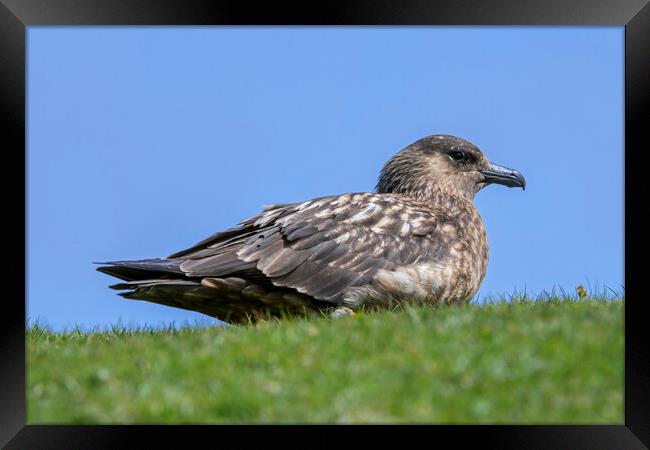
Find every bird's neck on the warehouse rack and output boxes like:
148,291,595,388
404,185,477,215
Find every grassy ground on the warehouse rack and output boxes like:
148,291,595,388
27,296,623,424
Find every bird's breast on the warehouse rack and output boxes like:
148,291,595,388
341,205,489,309
448,209,489,302
399,204,489,305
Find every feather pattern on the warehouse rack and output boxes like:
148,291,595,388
171,193,448,303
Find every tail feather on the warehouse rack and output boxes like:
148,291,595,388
96,259,326,324
110,277,314,324
95,258,183,281
114,278,233,319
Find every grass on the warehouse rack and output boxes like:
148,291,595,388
27,294,624,424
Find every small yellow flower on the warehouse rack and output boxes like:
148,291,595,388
576,285,587,298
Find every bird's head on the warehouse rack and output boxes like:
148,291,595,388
376,134,526,201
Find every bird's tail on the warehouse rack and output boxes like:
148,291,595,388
109,277,237,320
96,259,323,324
94,258,184,281
95,259,251,321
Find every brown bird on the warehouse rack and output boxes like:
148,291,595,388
97,134,525,324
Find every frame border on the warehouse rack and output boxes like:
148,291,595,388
2,1,647,447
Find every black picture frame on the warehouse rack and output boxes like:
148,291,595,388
2,1,647,448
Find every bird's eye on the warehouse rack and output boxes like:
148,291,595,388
449,150,465,161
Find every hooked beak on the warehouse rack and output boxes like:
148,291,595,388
480,163,526,190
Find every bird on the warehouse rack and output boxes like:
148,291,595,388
97,134,525,324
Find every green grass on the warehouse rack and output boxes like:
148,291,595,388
27,296,624,424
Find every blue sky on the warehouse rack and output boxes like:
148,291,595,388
27,27,624,330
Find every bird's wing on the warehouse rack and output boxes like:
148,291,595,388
174,193,445,303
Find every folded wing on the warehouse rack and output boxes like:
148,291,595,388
175,193,444,303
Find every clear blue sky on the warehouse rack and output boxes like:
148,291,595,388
27,27,624,330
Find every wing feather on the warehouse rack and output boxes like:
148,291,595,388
169,193,443,304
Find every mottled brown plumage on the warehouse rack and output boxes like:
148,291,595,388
97,134,525,324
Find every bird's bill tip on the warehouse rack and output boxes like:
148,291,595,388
480,163,526,190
